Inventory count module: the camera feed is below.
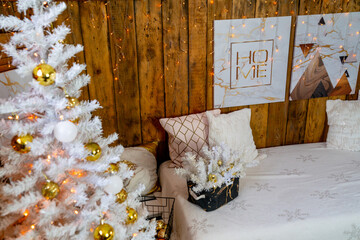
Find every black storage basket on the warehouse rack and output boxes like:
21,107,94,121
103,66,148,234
187,177,239,212
140,196,175,240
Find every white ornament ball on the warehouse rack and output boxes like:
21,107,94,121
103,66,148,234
104,175,124,195
54,121,78,143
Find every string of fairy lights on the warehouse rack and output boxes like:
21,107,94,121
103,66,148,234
0,0,358,236
0,0,354,81
0,0,358,102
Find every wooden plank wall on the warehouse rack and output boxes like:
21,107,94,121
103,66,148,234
1,0,360,159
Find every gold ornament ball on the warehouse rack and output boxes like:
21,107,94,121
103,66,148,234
156,220,165,231
217,159,223,166
11,134,33,153
94,220,114,240
125,207,138,225
32,62,56,86
66,96,79,109
227,163,235,172
157,229,166,239
208,173,217,183
106,163,119,174
41,180,60,200
85,142,102,161
70,118,80,124
220,171,225,177
118,160,137,171
115,189,128,204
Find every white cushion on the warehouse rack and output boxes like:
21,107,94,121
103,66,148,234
121,146,157,194
326,99,360,151
206,108,265,163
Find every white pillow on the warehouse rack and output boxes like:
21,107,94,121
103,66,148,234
121,146,158,195
326,99,360,151
206,108,265,162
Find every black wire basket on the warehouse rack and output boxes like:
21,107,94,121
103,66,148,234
140,196,175,240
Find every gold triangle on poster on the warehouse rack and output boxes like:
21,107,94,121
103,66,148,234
329,72,352,96
299,43,315,58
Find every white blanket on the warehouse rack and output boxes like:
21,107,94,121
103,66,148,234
159,143,360,240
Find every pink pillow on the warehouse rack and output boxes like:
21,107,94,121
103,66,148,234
160,110,221,168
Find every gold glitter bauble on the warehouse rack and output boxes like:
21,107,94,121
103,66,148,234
106,163,119,174
115,189,128,204
227,163,235,172
217,159,223,166
94,219,114,240
118,160,137,171
156,220,165,231
70,118,80,124
125,207,138,225
66,96,79,109
208,173,217,183
41,180,60,200
85,142,101,161
32,62,56,86
11,135,33,153
157,228,166,238
220,171,225,177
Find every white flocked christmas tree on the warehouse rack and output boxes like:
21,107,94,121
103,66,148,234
0,0,156,239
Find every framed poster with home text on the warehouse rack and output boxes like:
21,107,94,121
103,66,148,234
214,16,291,108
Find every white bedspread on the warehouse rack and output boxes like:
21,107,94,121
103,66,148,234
159,143,360,240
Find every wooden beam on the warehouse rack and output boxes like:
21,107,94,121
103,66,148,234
206,0,215,111
285,0,322,144
0,0,108,2
79,1,118,137
248,0,276,149
134,0,165,143
54,1,90,101
266,0,298,147
188,0,207,113
162,0,189,117
107,0,142,146
210,0,232,114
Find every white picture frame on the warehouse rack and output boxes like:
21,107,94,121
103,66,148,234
214,16,292,108
290,12,360,100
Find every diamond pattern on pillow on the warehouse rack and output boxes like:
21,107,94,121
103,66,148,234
160,110,221,168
